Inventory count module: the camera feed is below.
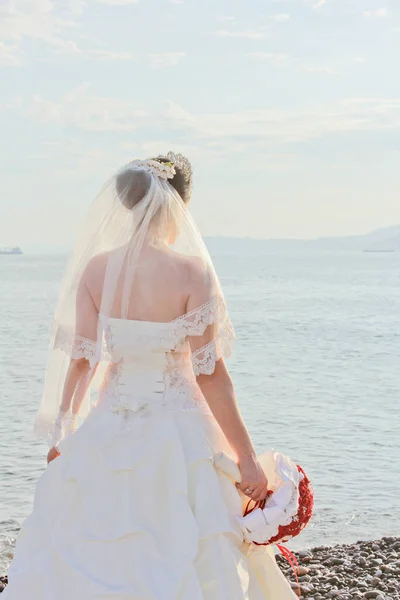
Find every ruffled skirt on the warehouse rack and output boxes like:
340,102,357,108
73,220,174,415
4,407,297,599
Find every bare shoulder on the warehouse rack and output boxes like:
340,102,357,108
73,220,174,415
169,252,213,307
80,252,110,309
167,251,210,287
82,252,108,287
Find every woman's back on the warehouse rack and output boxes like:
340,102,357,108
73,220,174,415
85,243,207,323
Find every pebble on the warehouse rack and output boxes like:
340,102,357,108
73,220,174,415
391,541,400,551
359,559,368,568
274,536,400,600
301,584,313,595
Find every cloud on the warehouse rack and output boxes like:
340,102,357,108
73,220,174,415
58,0,86,15
0,0,76,47
53,41,135,60
302,65,338,75
41,140,63,147
248,52,289,67
0,42,24,66
213,29,265,40
96,0,139,4
51,0,139,13
314,0,327,8
26,83,149,132
175,98,400,148
217,15,235,22
168,0,184,3
0,95,23,111
163,98,400,146
14,86,400,149
90,49,134,60
148,52,185,69
62,138,117,173
0,0,139,62
363,8,387,18
341,97,400,109
271,13,290,22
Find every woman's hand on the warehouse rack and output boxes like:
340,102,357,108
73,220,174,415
47,447,60,465
237,455,269,502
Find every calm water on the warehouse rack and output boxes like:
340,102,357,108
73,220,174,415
1,247,399,571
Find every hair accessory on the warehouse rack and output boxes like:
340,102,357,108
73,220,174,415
126,159,176,181
166,152,192,182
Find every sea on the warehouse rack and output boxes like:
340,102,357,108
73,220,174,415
1,245,399,572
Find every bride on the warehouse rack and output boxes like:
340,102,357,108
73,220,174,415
4,153,297,599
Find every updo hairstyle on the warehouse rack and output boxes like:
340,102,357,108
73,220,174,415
116,155,192,210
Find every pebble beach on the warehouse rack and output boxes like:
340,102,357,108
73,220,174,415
2,536,400,597
276,536,400,600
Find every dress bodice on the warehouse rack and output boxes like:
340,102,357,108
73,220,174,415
50,296,235,428
106,317,186,361
96,314,207,416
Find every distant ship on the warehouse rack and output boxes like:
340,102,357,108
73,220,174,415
0,246,23,255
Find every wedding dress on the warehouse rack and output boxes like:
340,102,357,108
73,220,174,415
4,303,297,599
4,155,298,599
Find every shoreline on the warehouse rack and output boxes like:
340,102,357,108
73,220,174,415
1,536,400,597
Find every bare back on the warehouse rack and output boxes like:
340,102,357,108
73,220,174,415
84,243,209,324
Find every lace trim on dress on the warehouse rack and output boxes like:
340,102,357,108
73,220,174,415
70,336,97,362
172,295,235,376
52,295,234,387
164,350,208,410
191,322,235,376
173,296,226,339
53,327,109,367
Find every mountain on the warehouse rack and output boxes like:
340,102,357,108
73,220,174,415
362,231,400,252
315,225,400,251
206,225,400,254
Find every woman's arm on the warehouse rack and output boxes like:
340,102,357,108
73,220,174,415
47,273,99,463
197,361,254,458
61,275,99,416
60,358,93,414
47,358,96,464
185,260,269,500
197,361,269,502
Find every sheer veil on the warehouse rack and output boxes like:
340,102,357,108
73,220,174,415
35,154,235,447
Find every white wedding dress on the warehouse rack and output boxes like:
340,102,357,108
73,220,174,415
5,302,297,600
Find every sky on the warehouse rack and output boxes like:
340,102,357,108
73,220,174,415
0,0,400,247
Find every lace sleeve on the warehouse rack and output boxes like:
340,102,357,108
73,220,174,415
70,335,98,363
191,323,235,376
174,297,222,336
175,296,235,376
53,327,99,368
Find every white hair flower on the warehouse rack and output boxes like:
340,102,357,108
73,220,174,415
127,159,176,180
